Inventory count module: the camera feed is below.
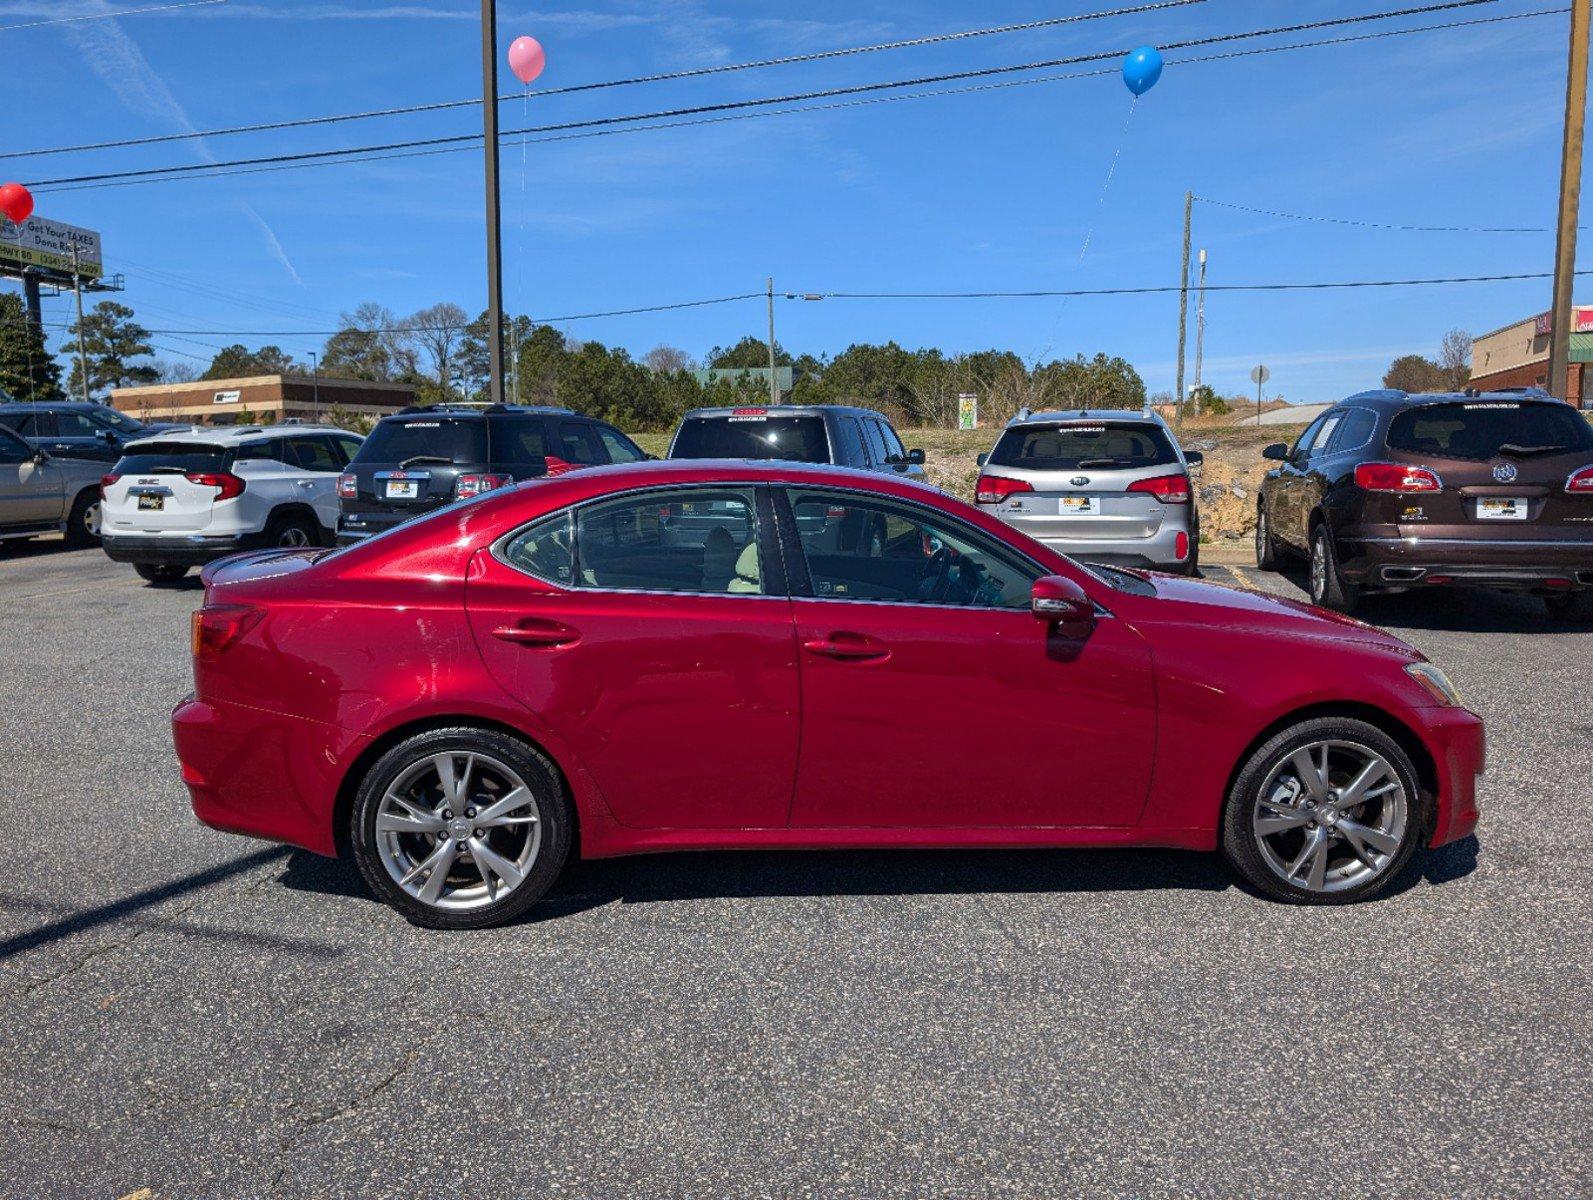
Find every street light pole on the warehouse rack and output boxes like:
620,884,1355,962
1550,0,1590,403
481,0,507,406
766,277,779,405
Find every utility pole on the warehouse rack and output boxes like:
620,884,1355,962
71,244,91,403
1192,248,1208,416
310,351,321,423
1550,0,1590,403
766,277,779,405
480,0,507,406
1174,191,1192,430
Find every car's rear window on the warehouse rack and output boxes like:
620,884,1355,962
354,418,488,465
115,442,228,473
671,415,830,463
1387,401,1593,460
989,421,1178,470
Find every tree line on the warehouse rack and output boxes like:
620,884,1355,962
2,293,1147,431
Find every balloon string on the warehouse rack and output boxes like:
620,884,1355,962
515,84,528,403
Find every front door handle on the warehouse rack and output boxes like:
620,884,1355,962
802,632,890,662
492,619,581,648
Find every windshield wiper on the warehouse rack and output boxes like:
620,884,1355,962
1495,443,1563,458
399,455,453,468
1075,458,1132,469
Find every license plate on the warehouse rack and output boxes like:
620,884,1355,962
1477,497,1527,521
385,480,419,500
137,494,164,512
1058,497,1100,516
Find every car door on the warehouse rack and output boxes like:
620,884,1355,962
0,428,62,527
779,486,1157,829
51,409,116,461
284,435,345,530
1274,414,1331,550
466,484,802,829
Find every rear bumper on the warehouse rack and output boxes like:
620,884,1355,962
1339,533,1593,590
336,510,418,545
1031,525,1191,569
102,532,253,566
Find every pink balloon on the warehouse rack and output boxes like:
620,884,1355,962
508,36,545,85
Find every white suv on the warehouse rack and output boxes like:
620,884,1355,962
100,424,364,584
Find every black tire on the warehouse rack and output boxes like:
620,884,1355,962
134,563,189,585
350,726,573,930
1222,717,1425,905
1309,522,1359,614
263,510,319,550
1255,503,1278,571
64,488,102,548
1544,591,1593,623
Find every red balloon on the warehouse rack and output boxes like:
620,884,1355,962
0,182,33,226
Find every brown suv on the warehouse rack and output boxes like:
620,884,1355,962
1256,388,1593,619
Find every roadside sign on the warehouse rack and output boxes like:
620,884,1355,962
0,215,103,279
957,393,978,430
1250,364,1271,386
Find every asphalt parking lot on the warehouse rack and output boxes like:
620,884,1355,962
1,540,1589,1199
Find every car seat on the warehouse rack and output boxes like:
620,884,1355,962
702,526,739,592
727,541,761,594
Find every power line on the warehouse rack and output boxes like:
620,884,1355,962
38,5,1561,196
22,1,1516,191
0,0,226,34
1195,193,1576,234
3,0,1210,160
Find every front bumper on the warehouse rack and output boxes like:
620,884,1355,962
102,532,253,566
1418,705,1484,848
1341,533,1593,591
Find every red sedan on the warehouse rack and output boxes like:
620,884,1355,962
174,460,1482,928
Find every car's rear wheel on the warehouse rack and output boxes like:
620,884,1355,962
1544,591,1593,623
1223,717,1424,904
1255,504,1278,570
134,563,189,585
265,511,318,549
1309,524,1359,613
351,727,572,929
64,489,102,548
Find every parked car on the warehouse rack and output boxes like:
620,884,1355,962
973,408,1203,573
100,424,363,584
0,423,107,548
0,400,183,462
1255,388,1593,619
336,404,648,546
175,459,1481,929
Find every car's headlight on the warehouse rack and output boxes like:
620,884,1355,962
1405,662,1463,707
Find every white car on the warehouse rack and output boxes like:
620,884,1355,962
100,424,364,584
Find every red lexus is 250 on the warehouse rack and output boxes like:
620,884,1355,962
174,460,1481,928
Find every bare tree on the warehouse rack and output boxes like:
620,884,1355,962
153,358,200,384
403,302,470,393
1439,328,1472,391
643,344,696,374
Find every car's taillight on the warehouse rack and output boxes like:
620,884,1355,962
337,472,357,499
100,472,120,498
191,604,264,661
975,475,1034,504
1127,473,1192,504
456,473,512,499
1568,465,1593,493
1355,462,1441,492
186,471,246,500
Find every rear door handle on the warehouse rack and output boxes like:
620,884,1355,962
802,633,890,662
492,619,581,648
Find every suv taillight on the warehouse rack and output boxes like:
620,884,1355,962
1568,465,1593,493
191,604,264,661
456,473,512,500
1127,473,1191,504
1355,462,1441,493
100,472,120,498
337,472,357,499
975,475,1033,504
186,471,246,500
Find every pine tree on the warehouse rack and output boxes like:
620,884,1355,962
0,293,64,403
65,300,158,398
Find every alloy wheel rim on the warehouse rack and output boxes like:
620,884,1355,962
1252,739,1408,894
375,751,543,912
84,501,102,537
279,526,310,548
1255,510,1266,558
1311,538,1327,602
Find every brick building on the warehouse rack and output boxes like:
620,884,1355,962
1469,309,1592,407
110,374,416,426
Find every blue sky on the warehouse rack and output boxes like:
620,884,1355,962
2,0,1581,404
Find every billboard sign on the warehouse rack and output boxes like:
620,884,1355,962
957,392,978,430
0,216,104,279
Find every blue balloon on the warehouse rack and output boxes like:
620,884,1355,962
1122,45,1163,96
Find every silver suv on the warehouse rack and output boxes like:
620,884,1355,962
974,408,1202,573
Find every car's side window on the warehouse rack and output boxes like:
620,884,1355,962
555,422,601,465
288,436,341,472
232,441,277,463
55,412,101,438
1328,408,1377,453
833,417,864,465
595,426,645,464
1309,415,1342,456
1291,416,1329,462
575,488,764,595
861,420,888,466
0,428,30,464
501,511,576,585
785,490,1039,610
877,421,906,461
334,435,364,465
15,413,52,438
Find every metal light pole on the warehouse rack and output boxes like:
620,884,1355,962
310,350,321,423
1549,0,1590,403
71,244,91,403
766,277,779,404
1174,191,1192,430
1192,248,1208,416
481,0,507,406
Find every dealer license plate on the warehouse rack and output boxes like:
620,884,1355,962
1477,498,1527,521
385,480,419,500
1058,496,1100,516
137,493,164,512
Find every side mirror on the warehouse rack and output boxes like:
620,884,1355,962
907,448,926,466
976,452,990,468
1184,450,1204,467
30,448,48,465
100,430,118,442
1031,575,1095,635
1262,443,1289,461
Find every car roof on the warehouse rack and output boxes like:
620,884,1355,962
384,403,578,420
123,424,357,446
680,404,882,420
1338,387,1560,411
0,400,113,413
1005,407,1166,427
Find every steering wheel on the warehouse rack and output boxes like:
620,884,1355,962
917,547,955,603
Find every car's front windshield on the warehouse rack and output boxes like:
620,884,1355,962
94,407,146,434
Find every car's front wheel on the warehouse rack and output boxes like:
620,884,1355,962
351,727,572,929
1222,717,1424,904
